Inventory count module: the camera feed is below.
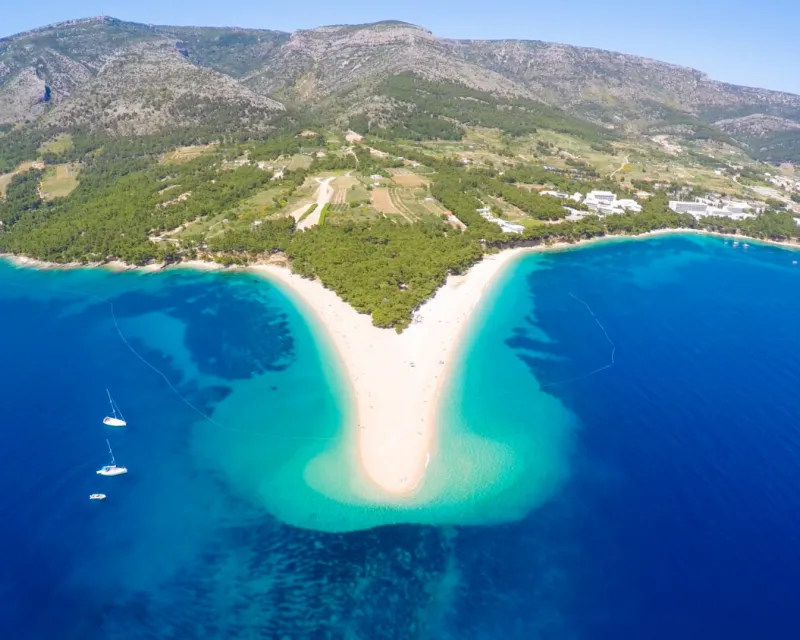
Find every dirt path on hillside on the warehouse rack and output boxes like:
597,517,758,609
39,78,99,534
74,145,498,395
610,155,629,178
297,176,335,230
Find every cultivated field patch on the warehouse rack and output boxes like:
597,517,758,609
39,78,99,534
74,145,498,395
38,134,73,156
287,154,314,171
390,170,428,188
39,163,80,200
347,185,370,205
371,188,402,214
333,175,359,189
387,189,419,222
161,144,217,164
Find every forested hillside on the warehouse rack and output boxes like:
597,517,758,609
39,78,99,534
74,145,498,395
348,75,612,143
4,119,797,330
2,17,800,329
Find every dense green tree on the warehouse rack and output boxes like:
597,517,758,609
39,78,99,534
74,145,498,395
288,219,483,330
0,170,44,226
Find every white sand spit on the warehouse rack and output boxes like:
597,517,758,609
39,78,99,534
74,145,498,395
253,248,526,496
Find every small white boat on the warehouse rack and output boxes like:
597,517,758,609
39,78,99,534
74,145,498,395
103,389,127,427
97,466,127,476
96,439,128,477
89,493,107,501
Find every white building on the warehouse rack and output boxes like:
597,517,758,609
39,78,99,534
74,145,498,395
585,190,616,205
596,204,626,215
477,208,524,233
696,196,722,208
669,201,707,215
708,210,756,221
721,201,751,215
541,190,570,199
669,200,756,221
497,220,525,233
582,191,641,216
616,199,642,213
565,208,592,222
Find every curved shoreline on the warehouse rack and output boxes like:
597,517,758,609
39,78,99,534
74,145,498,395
4,228,800,496
252,250,527,496
4,228,800,276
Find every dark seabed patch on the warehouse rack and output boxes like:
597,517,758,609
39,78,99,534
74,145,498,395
3,234,800,639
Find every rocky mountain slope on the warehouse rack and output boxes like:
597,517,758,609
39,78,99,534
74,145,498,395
2,16,799,160
0,16,286,133
449,40,800,122
244,22,532,103
42,41,284,136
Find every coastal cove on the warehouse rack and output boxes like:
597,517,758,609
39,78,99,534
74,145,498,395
3,233,800,638
1,228,798,527
0,239,577,532
5,11,800,637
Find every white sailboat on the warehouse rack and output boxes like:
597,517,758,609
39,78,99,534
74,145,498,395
89,493,107,501
97,439,128,476
103,389,127,427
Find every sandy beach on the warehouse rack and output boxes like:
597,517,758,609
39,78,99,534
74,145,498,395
4,226,800,496
254,249,527,496
250,227,791,497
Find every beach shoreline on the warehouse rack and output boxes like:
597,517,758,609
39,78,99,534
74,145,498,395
3,227,798,496
3,228,799,275
252,249,527,496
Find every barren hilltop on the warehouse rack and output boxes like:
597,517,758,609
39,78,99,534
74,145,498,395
2,16,800,160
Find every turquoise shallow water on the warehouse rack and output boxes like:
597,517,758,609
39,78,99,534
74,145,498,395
194,267,573,531
3,234,800,638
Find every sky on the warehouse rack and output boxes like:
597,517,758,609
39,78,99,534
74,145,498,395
3,0,798,95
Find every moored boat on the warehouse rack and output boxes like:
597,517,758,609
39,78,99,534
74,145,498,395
96,439,128,476
103,389,127,427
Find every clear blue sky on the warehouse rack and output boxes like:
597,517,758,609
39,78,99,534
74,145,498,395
3,0,798,95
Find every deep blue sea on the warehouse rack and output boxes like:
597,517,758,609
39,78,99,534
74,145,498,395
2,234,800,639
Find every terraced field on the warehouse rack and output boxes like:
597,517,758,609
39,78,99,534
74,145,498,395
371,187,402,215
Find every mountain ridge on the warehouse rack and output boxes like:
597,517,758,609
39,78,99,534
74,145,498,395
1,15,799,161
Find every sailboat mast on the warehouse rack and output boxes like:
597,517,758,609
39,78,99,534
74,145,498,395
106,439,115,466
115,398,125,422
106,389,116,418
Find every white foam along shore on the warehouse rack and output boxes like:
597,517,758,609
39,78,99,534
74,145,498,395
252,248,528,497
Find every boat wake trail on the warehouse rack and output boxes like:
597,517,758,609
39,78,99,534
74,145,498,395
541,293,616,389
